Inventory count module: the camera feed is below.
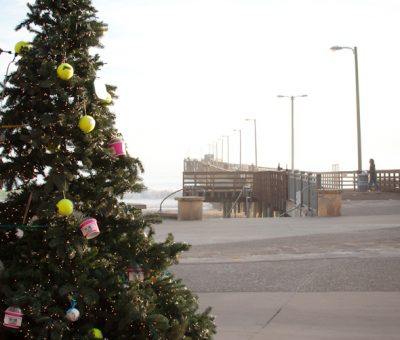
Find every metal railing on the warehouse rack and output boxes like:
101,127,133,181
184,158,274,173
318,170,400,192
287,169,400,215
288,172,319,212
182,167,400,217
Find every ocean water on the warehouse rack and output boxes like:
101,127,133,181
122,198,213,212
122,198,178,211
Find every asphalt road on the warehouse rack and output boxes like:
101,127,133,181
171,227,400,292
166,201,400,292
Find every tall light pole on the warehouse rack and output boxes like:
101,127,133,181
331,45,362,172
277,94,308,172
220,137,224,162
245,118,258,170
223,135,230,164
234,129,242,170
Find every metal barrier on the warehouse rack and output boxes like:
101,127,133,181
288,172,319,213
287,169,400,216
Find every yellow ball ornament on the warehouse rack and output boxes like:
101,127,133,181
57,63,74,80
15,41,30,55
56,199,74,216
89,328,103,339
79,115,96,133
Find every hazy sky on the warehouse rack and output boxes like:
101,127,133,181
1,0,400,190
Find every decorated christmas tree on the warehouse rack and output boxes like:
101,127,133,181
0,1,215,339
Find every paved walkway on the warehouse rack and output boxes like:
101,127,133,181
154,199,400,339
198,292,400,340
155,211,400,247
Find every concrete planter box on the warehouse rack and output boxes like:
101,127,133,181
175,196,204,221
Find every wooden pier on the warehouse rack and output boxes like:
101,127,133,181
183,159,287,217
182,158,400,218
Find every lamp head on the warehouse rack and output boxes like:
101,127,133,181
331,46,355,52
278,94,308,99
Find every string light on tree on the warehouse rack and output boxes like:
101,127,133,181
46,142,61,153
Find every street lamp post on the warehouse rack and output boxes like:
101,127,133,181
277,94,308,172
220,137,224,162
234,129,242,170
331,45,362,172
223,135,230,165
245,118,258,170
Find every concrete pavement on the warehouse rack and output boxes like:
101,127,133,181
155,211,400,247
198,292,400,340
154,199,400,339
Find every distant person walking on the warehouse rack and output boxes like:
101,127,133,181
368,158,379,191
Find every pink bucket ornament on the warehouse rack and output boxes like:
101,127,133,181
3,306,23,329
80,218,100,239
109,139,126,157
128,266,144,282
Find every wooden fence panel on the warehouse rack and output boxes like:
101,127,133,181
253,171,287,213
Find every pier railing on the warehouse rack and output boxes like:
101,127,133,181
318,170,400,191
183,171,254,201
286,169,400,214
